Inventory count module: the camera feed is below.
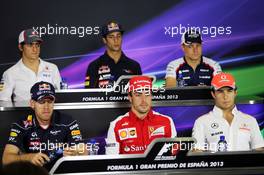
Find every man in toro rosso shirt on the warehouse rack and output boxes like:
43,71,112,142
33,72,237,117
165,29,221,87
192,73,264,152
2,81,86,170
85,21,142,88
105,76,177,154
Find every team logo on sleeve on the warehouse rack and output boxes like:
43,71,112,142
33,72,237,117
69,123,79,130
118,128,137,140
23,115,33,128
239,123,250,131
119,129,128,140
71,130,81,136
85,76,90,86
149,126,165,137
0,77,4,91
10,132,18,137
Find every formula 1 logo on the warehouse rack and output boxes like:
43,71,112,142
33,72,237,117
154,143,180,161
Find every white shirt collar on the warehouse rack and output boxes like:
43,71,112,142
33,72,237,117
18,58,43,72
212,105,239,118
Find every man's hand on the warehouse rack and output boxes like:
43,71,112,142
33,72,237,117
2,144,50,166
63,143,87,156
63,146,79,156
29,153,50,166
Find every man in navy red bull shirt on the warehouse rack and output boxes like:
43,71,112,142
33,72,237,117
2,81,86,170
85,21,142,88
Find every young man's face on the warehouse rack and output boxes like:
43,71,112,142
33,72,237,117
19,42,41,61
182,43,202,62
103,32,122,53
30,97,54,124
211,87,237,111
129,90,152,119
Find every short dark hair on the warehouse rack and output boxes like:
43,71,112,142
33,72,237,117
2,161,49,175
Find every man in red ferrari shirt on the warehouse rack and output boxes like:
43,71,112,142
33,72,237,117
105,76,177,154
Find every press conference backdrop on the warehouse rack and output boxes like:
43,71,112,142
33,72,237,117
0,0,264,96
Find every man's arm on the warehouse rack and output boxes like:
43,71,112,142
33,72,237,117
53,65,62,90
85,62,97,88
2,144,50,166
105,122,120,155
167,116,177,137
165,77,177,88
165,61,177,88
192,118,206,152
250,118,264,150
212,61,222,75
0,71,14,101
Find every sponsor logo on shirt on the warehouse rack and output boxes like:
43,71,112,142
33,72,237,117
29,141,41,146
183,76,190,80
129,129,136,137
123,145,147,153
98,80,109,87
42,72,51,78
118,127,137,140
45,66,49,71
211,123,219,129
85,76,90,86
31,132,38,137
121,122,129,126
211,131,223,136
69,123,79,130
106,143,116,148
71,130,81,136
50,130,61,135
10,132,18,137
149,126,165,137
199,75,211,79
98,65,110,74
239,123,251,131
0,78,4,91
99,74,111,80
181,69,189,73
200,69,209,72
72,135,82,140
23,115,33,128
11,129,21,134
8,137,16,142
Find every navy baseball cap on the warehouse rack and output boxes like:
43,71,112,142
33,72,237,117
181,29,202,45
101,21,124,37
18,29,43,44
30,81,55,101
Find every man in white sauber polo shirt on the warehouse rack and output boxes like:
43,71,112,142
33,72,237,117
192,72,264,152
0,29,61,101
